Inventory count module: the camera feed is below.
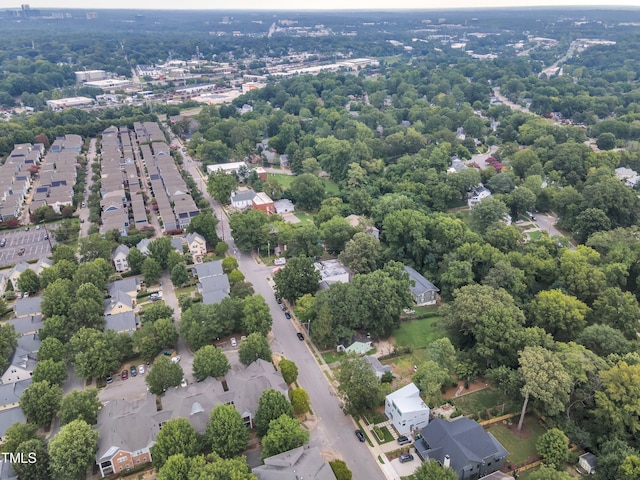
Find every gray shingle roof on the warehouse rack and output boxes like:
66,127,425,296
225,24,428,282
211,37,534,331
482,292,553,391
13,297,43,318
403,266,439,295
253,446,337,480
194,260,223,279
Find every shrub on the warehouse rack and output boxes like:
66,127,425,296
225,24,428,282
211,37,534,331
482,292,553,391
330,460,352,480
380,371,393,383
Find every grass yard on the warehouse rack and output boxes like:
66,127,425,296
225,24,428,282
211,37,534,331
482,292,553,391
527,230,543,240
363,410,389,425
174,285,196,297
391,316,447,350
321,350,346,365
270,173,340,195
373,425,395,444
450,388,507,416
487,416,546,466
294,212,315,223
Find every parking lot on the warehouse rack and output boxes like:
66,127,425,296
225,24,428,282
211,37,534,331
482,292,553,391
0,226,57,268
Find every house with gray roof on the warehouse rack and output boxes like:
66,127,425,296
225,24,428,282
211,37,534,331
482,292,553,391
364,355,392,380
231,188,257,210
96,359,286,477
105,311,138,334
6,314,43,336
414,418,508,480
404,266,439,306
198,274,230,305
253,446,337,480
194,260,224,279
13,297,42,319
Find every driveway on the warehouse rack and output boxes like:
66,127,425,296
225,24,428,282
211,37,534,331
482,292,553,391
534,213,575,249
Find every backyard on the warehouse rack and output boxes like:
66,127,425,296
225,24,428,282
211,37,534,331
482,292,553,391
448,387,510,417
487,416,546,467
270,173,340,195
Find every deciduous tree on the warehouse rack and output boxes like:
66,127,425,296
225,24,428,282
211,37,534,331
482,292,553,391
13,438,50,480
536,428,570,469
58,388,101,426
527,290,589,342
517,347,571,431
255,389,294,437
186,211,219,246
290,388,310,415
192,345,230,381
260,414,309,460
238,333,272,366
207,170,238,205
48,419,98,480
274,256,320,303
242,295,273,336
279,359,298,385
289,174,325,210
18,268,39,294
142,256,162,285
32,359,67,386
150,418,200,469
336,357,382,415
413,460,457,480
339,232,380,274
145,356,183,395
206,404,249,458
20,381,63,428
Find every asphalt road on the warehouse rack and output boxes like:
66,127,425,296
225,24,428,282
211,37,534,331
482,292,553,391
175,140,385,480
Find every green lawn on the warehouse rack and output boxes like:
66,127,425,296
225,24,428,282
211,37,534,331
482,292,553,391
527,230,543,240
487,416,546,466
391,316,447,349
271,173,340,195
450,388,507,416
294,212,315,223
321,350,345,365
374,425,395,444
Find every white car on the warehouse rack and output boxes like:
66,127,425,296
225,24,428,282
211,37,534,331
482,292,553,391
180,378,187,388
138,365,145,375
230,338,238,348
171,356,181,364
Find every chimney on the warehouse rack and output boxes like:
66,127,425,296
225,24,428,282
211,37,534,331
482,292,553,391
444,455,451,468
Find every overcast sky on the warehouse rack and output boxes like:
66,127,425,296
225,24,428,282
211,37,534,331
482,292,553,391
20,1,640,10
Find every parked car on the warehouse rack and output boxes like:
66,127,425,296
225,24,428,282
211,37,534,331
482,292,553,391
0,239,6,247
121,370,128,380
130,365,137,377
355,430,365,442
276,297,282,304
399,454,414,463
106,375,113,384
230,337,238,347
285,312,291,320
35,225,40,230
280,304,286,311
180,378,187,388
171,356,181,364
297,332,304,341
397,436,411,445
43,235,48,240
23,292,29,298
138,365,145,375
17,248,25,256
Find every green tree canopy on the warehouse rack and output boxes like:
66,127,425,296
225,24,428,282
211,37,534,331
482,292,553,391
255,388,294,437
145,356,184,395
58,388,101,426
336,357,382,415
290,388,311,415
48,419,98,480
206,404,249,458
186,211,219,246
150,418,200,469
279,359,298,385
260,414,310,461
238,332,272,366
242,295,273,336
274,256,320,303
18,268,39,294
207,170,238,205
192,345,230,381
536,428,570,469
413,460,457,480
20,380,63,428
289,174,325,210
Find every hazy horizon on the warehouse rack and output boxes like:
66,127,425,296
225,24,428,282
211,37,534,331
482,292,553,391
16,1,640,11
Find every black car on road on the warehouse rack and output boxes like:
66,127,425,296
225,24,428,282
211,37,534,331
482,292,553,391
297,332,304,341
355,430,365,442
